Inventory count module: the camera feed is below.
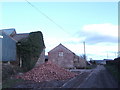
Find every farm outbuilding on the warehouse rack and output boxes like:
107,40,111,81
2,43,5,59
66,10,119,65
48,43,86,69
0,28,45,69
12,33,29,41
0,29,17,61
74,55,87,68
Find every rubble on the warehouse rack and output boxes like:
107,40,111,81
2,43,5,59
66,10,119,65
16,61,78,82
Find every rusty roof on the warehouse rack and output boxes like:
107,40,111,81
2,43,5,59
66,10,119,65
12,33,29,41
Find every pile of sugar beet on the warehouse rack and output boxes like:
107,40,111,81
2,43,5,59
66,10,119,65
16,61,78,82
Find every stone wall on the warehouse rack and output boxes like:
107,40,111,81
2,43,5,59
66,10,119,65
35,49,45,67
48,44,86,69
48,44,75,68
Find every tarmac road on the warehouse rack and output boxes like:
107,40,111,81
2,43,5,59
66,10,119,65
62,65,118,88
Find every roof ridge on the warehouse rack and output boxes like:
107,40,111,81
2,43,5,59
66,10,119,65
58,43,75,54
0,28,15,30
48,43,75,55
1,31,17,42
16,33,29,35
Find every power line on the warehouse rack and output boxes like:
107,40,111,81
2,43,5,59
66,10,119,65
24,0,86,57
25,0,71,36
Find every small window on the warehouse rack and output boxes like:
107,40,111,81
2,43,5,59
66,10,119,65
59,52,63,57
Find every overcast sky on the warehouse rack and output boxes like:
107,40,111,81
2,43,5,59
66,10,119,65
0,1,118,60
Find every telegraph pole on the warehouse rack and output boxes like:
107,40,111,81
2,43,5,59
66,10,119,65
83,41,86,60
114,52,116,58
107,52,108,59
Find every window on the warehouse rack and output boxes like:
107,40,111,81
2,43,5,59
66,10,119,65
59,52,63,57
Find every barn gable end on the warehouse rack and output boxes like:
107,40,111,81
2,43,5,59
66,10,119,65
48,44,75,69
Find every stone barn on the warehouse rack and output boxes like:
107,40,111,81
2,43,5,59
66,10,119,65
48,43,86,69
0,28,45,68
12,31,45,67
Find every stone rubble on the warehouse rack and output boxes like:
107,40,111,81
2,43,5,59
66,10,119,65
16,61,78,82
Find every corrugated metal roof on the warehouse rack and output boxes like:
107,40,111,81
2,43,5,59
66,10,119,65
0,30,17,42
0,28,16,36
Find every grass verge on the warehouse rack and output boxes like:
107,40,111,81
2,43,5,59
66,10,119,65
85,64,97,69
2,77,25,88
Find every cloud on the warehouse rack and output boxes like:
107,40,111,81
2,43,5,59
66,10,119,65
78,23,118,44
45,23,118,60
45,37,84,47
84,42,118,60
44,36,118,60
83,23,118,37
44,37,85,55
72,23,118,60
85,34,117,44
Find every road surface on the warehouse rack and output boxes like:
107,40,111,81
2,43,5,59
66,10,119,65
62,65,118,88
13,65,118,88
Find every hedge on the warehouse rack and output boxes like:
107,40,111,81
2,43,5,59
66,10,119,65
106,57,120,72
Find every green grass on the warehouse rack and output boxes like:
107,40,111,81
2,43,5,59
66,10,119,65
74,65,97,69
2,77,25,88
85,67,92,69
104,64,120,83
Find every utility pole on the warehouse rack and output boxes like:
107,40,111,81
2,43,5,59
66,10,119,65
114,52,117,58
83,41,86,60
107,52,108,59
118,51,120,57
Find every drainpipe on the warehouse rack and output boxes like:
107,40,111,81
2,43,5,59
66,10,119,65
18,42,22,68
0,35,3,61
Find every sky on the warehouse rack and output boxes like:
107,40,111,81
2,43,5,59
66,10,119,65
0,1,118,60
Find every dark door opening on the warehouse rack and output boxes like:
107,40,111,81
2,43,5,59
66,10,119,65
45,59,48,62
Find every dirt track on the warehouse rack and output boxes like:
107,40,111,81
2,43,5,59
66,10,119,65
62,65,118,88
